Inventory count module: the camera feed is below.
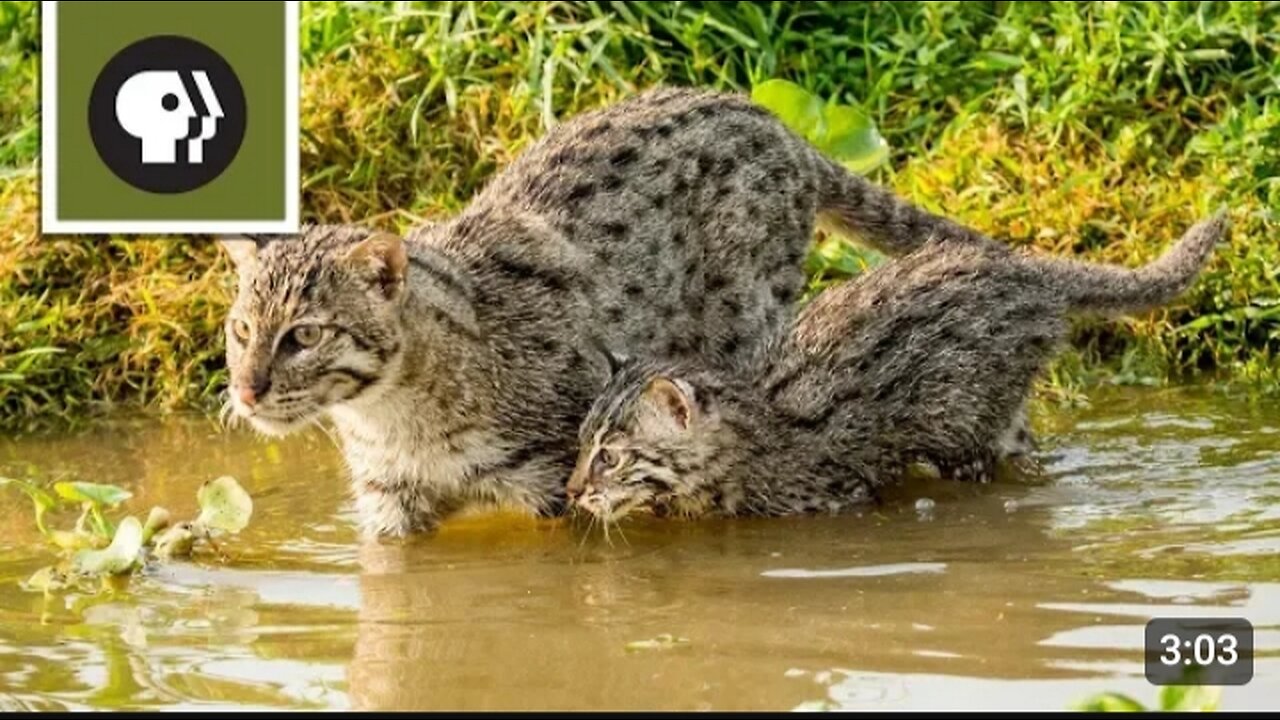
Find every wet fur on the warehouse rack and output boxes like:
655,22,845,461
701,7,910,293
569,212,1228,521
219,87,1002,537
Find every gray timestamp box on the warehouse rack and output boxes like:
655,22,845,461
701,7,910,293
1145,617,1254,686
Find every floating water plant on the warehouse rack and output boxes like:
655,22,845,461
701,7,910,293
1073,683,1222,712
1,475,253,594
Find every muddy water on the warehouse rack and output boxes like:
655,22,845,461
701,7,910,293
0,386,1277,711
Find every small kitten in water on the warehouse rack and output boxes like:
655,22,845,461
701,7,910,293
566,212,1228,523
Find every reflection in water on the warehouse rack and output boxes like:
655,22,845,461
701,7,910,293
0,386,1278,710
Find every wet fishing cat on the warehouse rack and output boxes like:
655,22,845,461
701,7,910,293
219,87,1002,538
566,211,1228,522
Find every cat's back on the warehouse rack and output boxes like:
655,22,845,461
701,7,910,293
763,241,1063,434
463,86,820,368
787,242,1001,358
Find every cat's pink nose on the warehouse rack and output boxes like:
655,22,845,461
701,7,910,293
234,378,271,408
235,385,258,408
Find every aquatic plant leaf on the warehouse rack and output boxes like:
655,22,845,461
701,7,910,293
1160,684,1221,712
55,481,133,507
0,477,57,535
152,523,198,560
818,104,889,174
0,477,56,509
1071,692,1147,712
751,79,824,141
142,507,172,545
73,516,143,576
195,476,253,534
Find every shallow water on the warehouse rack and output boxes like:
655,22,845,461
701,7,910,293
1,385,1277,711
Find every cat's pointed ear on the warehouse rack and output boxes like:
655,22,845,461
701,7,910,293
636,376,697,436
345,232,408,300
217,236,260,268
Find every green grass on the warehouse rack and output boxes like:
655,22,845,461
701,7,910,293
2,1,1278,430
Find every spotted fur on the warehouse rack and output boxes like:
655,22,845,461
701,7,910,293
568,211,1228,522
219,87,1013,537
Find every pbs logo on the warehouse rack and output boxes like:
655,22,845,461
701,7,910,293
89,36,246,194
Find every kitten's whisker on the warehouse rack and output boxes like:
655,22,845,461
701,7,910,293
600,507,614,548
613,519,631,548
577,512,597,551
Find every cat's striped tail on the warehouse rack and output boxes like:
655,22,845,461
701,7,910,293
809,149,999,256
1046,209,1228,316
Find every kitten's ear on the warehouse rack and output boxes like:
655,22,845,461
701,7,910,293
636,377,696,436
217,236,260,268
345,232,408,300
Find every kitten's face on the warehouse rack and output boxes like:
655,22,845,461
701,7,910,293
220,226,408,436
568,427,660,521
568,368,702,521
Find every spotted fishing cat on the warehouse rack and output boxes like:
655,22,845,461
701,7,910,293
220,86,1003,537
566,212,1228,522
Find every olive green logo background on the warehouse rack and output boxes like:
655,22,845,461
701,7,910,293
43,1,298,234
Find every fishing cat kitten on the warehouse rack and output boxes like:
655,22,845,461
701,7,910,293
566,211,1228,522
220,87,1001,538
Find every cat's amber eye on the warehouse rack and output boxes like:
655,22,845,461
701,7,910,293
231,319,251,343
290,324,325,348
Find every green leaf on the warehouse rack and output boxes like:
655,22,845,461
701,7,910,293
195,476,253,534
751,79,824,141
142,507,172,545
818,104,890,173
1,477,57,536
152,523,198,560
1160,684,1221,712
1071,692,1147,712
54,481,133,507
73,516,143,576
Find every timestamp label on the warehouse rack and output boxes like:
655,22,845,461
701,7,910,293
1145,617,1254,686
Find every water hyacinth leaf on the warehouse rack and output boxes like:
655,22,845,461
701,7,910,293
1160,684,1221,712
73,516,143,576
751,79,824,140
195,476,253,534
0,477,57,535
152,523,197,560
819,104,890,174
142,507,172,545
54,481,133,507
